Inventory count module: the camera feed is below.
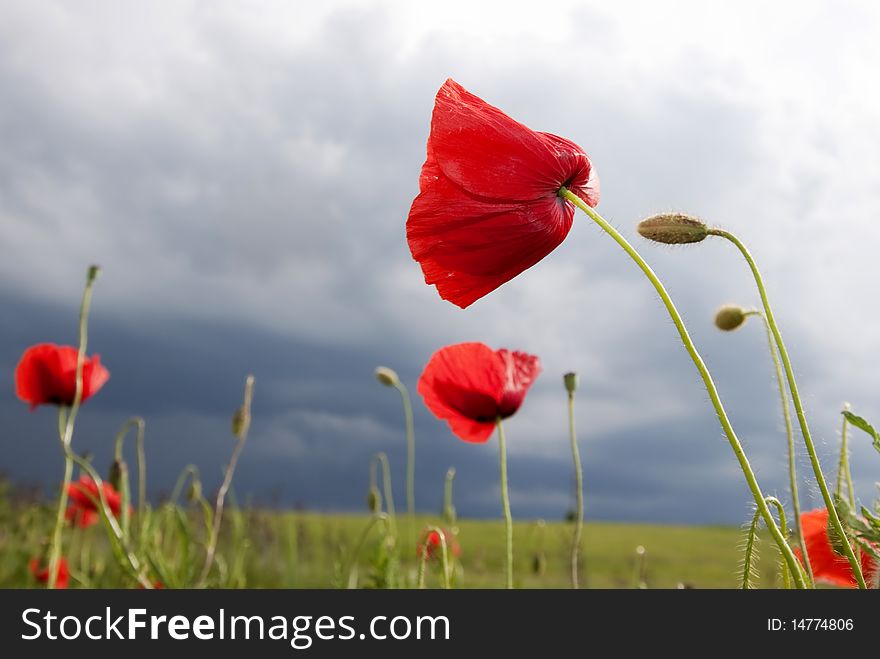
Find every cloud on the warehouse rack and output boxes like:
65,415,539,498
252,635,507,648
0,0,878,524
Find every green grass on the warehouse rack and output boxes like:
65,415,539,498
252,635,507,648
0,496,784,588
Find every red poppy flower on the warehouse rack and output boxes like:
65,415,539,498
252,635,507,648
406,79,600,308
418,342,541,443
417,528,461,561
30,557,70,589
15,343,110,410
795,509,876,588
65,476,125,528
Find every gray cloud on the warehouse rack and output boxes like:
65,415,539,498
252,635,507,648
0,0,878,525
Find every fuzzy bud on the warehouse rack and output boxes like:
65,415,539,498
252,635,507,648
374,366,399,388
108,458,127,491
231,406,250,440
563,372,579,394
187,479,202,503
637,213,708,245
367,486,382,514
714,305,748,331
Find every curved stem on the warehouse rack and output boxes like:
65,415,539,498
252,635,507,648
170,465,202,505
345,513,389,589
47,266,99,588
395,382,416,550
741,507,762,590
496,418,514,589
561,189,806,588
836,404,855,508
708,227,865,588
746,310,813,585
765,496,791,590
567,389,584,589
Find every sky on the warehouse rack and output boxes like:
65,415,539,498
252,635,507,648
0,0,878,525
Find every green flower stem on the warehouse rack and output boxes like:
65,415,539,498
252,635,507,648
765,496,791,590
47,266,99,588
345,513,389,589
421,525,452,589
198,375,254,586
744,310,813,585
560,189,806,588
495,418,514,589
443,467,457,526
836,404,855,508
68,452,152,588
567,387,584,589
371,453,397,539
394,381,417,549
741,507,761,589
708,227,866,589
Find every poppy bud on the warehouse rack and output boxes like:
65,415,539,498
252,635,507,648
108,458,127,491
87,264,102,283
231,406,250,439
637,213,708,245
532,552,547,576
187,479,202,503
563,372,579,394
714,305,748,331
367,486,382,514
374,366,399,388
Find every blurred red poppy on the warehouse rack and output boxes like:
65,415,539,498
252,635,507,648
417,528,461,561
407,79,599,308
418,342,541,442
795,509,876,588
30,556,69,589
65,476,125,528
15,343,109,410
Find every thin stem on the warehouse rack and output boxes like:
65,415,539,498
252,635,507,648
169,465,201,505
561,189,806,588
745,310,813,585
708,227,865,588
371,453,397,539
567,389,584,589
198,375,254,585
47,266,99,588
836,404,855,508
394,381,417,550
443,467,457,527
765,496,791,590
345,513,389,589
68,452,152,587
741,508,761,589
496,417,514,589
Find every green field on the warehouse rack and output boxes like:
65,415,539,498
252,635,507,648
0,496,784,589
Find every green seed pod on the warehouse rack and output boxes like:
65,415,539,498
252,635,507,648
231,406,250,439
108,458,128,491
374,366,399,387
714,305,748,331
187,479,202,503
563,372,579,394
637,213,708,245
367,486,382,514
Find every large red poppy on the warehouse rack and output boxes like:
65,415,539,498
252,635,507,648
30,556,70,589
65,475,125,528
15,343,109,409
407,79,600,308
418,342,541,443
795,509,876,588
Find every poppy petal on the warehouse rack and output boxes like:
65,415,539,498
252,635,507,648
427,79,564,201
408,173,573,308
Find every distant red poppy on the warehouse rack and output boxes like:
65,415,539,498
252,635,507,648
417,528,461,561
30,557,69,589
65,476,125,528
795,509,876,588
407,79,599,308
418,342,541,442
15,343,109,410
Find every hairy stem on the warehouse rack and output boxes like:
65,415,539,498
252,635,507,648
561,190,806,588
496,418,514,589
709,228,865,588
